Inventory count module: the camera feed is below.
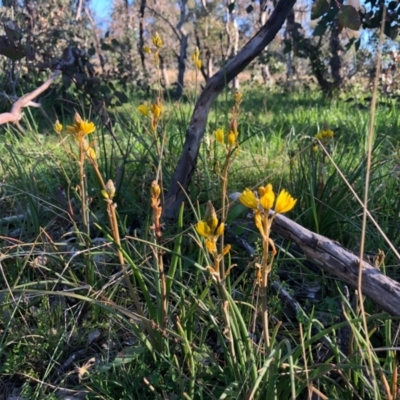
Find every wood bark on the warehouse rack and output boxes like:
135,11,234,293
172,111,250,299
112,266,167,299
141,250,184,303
272,212,400,316
163,0,297,220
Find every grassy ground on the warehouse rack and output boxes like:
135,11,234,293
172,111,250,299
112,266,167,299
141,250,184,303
1,85,400,399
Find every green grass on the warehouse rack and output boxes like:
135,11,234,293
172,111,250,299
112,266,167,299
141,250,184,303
0,86,399,399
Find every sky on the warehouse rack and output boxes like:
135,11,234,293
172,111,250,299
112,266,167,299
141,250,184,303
90,0,112,22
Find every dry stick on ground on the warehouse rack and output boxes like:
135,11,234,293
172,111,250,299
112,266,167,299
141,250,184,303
271,212,400,317
0,70,60,126
163,0,297,220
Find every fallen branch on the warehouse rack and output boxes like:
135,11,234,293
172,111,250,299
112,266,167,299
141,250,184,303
163,0,297,220
0,70,60,126
272,212,400,316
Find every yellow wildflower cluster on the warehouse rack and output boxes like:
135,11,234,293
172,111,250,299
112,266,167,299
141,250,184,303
192,47,202,70
143,32,163,66
215,127,238,148
214,91,242,151
239,184,296,286
313,129,334,153
54,113,97,161
239,184,296,238
315,129,334,141
66,112,96,141
195,202,230,256
138,98,162,131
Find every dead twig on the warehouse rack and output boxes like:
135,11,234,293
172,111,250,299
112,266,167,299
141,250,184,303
0,70,60,126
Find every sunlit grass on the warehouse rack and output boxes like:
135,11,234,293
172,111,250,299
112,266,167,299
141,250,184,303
1,87,400,399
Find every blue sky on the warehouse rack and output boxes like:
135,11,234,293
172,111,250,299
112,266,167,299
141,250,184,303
90,0,112,21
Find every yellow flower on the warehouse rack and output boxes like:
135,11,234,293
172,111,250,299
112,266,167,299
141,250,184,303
143,45,152,54
234,91,242,104
195,202,225,254
138,104,150,117
315,129,334,141
152,32,163,49
53,120,63,134
150,103,162,119
312,143,318,153
240,184,297,214
215,128,225,144
259,184,275,210
192,47,202,70
86,147,97,162
151,181,161,199
194,58,202,69
66,113,95,141
275,189,297,214
227,131,237,146
193,46,200,60
239,188,259,209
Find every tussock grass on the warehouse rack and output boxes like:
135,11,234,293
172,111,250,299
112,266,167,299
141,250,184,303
0,86,400,399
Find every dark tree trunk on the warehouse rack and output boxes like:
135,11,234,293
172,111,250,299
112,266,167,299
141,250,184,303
175,34,188,99
329,20,342,90
163,0,298,220
138,0,147,74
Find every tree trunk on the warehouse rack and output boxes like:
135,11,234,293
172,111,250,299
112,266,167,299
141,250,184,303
175,0,189,99
259,0,273,85
175,34,188,99
163,0,297,220
285,8,295,86
329,20,342,90
138,0,147,74
271,212,400,316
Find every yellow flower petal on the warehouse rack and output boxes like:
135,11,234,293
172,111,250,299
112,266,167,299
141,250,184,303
215,222,224,237
196,220,211,238
86,147,97,161
138,104,150,117
193,46,200,59
152,32,163,49
254,211,264,236
215,128,225,144
227,132,236,146
234,91,242,104
79,120,96,136
275,189,297,214
205,238,217,253
205,201,218,231
259,184,275,210
239,189,258,209
53,120,63,134
151,181,161,199
195,59,202,70
143,45,152,54
151,103,162,119
222,244,231,256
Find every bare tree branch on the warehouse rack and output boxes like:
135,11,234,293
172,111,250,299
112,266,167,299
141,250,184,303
0,70,60,126
163,0,297,219
272,212,400,316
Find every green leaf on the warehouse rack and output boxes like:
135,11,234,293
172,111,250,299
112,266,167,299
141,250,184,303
338,5,361,31
246,4,254,13
311,0,330,20
228,2,235,13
